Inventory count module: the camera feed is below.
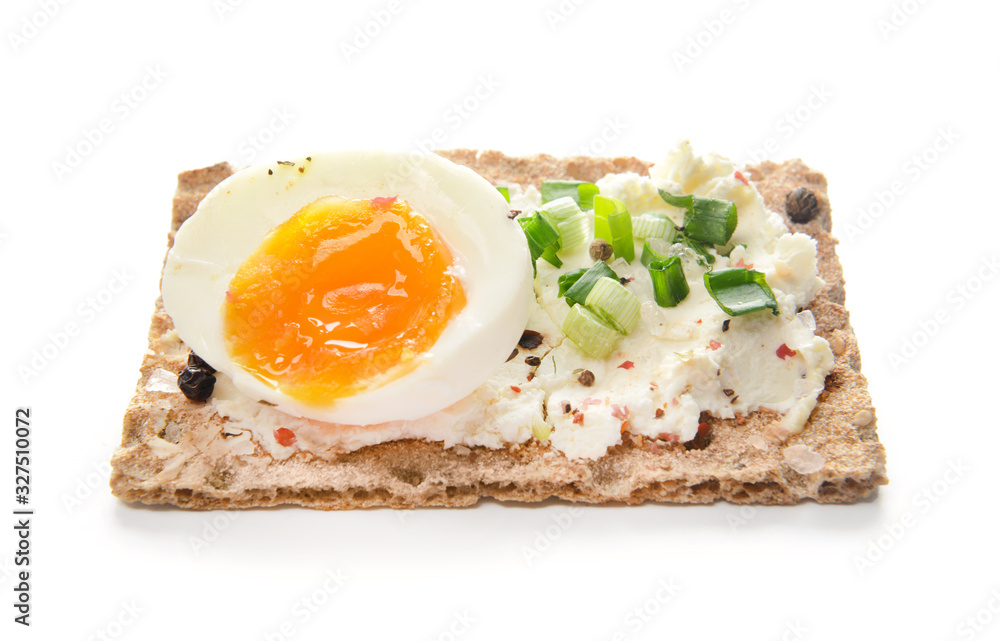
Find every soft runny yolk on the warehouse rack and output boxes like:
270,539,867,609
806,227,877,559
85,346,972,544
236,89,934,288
223,195,466,405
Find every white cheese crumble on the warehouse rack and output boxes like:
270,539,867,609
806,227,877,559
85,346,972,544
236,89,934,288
206,141,835,461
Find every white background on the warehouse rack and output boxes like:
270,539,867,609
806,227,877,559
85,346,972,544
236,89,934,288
2,0,999,639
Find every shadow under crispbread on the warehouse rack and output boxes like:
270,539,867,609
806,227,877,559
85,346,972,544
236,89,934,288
110,150,887,509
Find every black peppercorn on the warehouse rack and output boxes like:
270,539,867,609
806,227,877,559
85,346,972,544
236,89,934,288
524,355,542,367
577,369,595,387
785,187,819,224
178,366,216,402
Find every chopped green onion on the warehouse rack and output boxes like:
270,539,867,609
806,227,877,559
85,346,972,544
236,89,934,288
561,261,619,306
518,212,562,275
496,186,510,203
658,189,738,246
640,238,672,268
562,304,621,358
704,268,779,316
558,268,586,299
584,277,641,335
539,197,589,251
648,257,689,308
593,195,635,263
686,199,737,245
541,180,599,210
557,215,590,251
657,190,693,210
633,213,677,241
539,196,581,220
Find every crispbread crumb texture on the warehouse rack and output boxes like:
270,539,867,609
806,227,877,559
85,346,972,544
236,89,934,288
110,151,887,509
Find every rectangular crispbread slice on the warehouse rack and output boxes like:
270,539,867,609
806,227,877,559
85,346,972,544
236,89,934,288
110,150,887,508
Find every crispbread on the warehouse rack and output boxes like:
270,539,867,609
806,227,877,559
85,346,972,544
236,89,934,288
110,150,887,508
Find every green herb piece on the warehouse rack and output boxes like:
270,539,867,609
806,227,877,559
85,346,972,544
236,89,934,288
541,180,600,210
518,212,562,275
658,189,738,246
496,186,510,203
562,304,621,358
593,195,635,263
561,261,619,307
703,268,779,316
648,257,690,308
584,277,641,335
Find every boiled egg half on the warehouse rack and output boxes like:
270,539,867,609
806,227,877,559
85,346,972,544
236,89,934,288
162,151,532,425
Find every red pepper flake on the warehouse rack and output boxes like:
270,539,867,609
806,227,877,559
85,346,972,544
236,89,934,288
371,196,398,207
671,398,679,407
620,420,630,434
581,397,602,409
776,343,797,360
618,360,635,370
510,385,521,393
696,319,702,324
658,431,679,443
735,257,754,270
734,170,749,187
655,408,665,419
572,413,585,425
611,404,630,421
688,423,712,450
526,372,535,382
273,428,297,447
709,339,722,351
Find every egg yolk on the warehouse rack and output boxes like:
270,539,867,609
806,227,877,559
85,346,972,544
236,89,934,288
223,195,466,406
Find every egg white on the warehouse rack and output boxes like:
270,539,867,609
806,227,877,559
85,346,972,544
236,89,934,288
161,150,532,425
